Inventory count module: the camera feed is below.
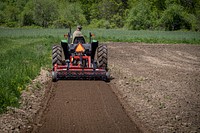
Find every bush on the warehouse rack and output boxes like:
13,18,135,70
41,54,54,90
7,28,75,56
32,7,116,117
20,0,34,26
53,19,69,28
125,0,154,30
6,22,18,27
0,11,5,24
89,19,114,29
159,4,197,31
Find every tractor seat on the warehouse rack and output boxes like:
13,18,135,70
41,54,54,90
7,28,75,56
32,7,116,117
73,36,86,44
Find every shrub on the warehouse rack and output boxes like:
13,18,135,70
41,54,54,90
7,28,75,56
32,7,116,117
125,0,154,30
89,19,114,29
159,4,197,31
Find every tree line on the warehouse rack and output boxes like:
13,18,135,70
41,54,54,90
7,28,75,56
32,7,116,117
0,0,199,31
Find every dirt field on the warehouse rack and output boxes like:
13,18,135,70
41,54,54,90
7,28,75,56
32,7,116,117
0,43,200,133
35,81,141,133
108,42,200,133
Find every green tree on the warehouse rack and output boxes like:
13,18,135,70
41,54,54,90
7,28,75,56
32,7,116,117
4,5,20,27
98,0,126,28
159,4,197,30
79,0,101,24
125,0,154,30
195,1,200,30
0,1,6,24
33,0,58,27
54,1,87,28
0,0,199,30
20,0,34,26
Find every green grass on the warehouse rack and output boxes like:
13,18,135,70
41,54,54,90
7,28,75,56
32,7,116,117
82,29,200,44
0,27,199,113
1,27,200,44
0,30,60,113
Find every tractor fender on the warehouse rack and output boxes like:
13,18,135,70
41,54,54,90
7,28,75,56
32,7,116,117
61,40,68,43
92,40,98,43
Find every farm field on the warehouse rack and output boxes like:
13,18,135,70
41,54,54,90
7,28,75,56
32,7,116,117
108,42,200,132
1,27,200,44
0,28,200,133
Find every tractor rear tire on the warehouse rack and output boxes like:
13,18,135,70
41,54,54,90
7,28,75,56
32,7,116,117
52,45,62,67
97,44,108,70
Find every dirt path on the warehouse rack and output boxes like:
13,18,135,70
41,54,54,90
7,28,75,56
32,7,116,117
35,81,141,133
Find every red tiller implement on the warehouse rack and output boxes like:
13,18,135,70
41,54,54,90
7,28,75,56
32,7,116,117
52,32,110,82
53,55,109,80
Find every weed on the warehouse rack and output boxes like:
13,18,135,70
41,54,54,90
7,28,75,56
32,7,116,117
159,102,166,109
34,81,42,90
129,76,147,83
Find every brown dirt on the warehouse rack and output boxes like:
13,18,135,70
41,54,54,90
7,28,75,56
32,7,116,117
35,81,141,133
108,42,200,133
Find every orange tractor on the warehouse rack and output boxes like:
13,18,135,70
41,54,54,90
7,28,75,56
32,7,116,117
52,31,110,82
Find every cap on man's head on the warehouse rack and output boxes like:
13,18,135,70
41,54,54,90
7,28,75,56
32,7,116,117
77,25,82,30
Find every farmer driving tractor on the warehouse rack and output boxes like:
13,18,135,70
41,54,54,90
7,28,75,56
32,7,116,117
72,25,85,43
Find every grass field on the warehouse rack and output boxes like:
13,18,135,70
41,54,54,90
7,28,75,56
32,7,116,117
0,28,62,113
1,27,200,44
90,29,200,44
0,37,56,113
0,27,199,113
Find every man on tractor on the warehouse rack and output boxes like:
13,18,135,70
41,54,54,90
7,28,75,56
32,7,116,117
52,26,110,82
72,25,84,43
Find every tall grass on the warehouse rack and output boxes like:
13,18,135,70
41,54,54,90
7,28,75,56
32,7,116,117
83,29,200,44
0,34,59,113
1,27,200,44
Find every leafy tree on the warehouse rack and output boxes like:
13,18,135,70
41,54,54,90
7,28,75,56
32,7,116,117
33,0,58,27
159,4,197,30
79,0,100,24
195,1,200,31
55,1,87,28
80,0,127,28
89,19,111,29
180,0,197,13
0,1,6,24
125,0,154,30
89,3,101,22
0,0,199,30
98,0,118,20
151,0,166,10
20,0,34,26
4,5,20,27
98,0,126,28
16,0,30,10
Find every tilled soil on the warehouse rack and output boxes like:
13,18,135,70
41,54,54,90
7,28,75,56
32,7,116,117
35,81,141,133
108,42,200,133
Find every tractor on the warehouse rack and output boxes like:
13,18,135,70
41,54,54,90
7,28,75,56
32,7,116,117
52,29,110,82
